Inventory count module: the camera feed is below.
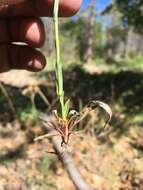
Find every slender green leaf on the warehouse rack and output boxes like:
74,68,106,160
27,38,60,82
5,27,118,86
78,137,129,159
63,99,71,119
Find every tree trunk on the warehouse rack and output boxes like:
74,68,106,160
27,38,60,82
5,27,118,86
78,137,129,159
84,0,95,63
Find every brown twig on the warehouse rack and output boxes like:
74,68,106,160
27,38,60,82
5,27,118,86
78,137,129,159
0,82,17,117
42,115,96,190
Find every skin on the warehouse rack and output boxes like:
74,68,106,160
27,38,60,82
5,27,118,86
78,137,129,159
0,0,82,73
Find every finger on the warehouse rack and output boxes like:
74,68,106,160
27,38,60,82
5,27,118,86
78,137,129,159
0,44,46,73
0,18,45,48
0,0,82,17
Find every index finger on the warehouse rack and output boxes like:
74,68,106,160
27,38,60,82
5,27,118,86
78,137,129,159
0,0,82,17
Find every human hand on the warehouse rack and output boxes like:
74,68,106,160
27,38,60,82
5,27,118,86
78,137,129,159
0,0,82,73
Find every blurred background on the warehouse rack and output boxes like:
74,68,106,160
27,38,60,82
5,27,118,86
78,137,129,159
0,0,143,189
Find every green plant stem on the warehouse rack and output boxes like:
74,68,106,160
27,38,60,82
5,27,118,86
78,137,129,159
54,0,65,118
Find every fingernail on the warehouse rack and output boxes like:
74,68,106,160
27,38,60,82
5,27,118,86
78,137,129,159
28,58,46,71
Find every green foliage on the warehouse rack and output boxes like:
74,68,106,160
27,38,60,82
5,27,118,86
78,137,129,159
17,106,39,122
47,181,57,189
100,54,143,72
115,0,143,33
0,95,5,104
103,0,143,32
132,113,143,124
38,155,56,174
0,158,13,167
107,26,127,42
63,18,87,60
63,18,104,61
126,54,143,69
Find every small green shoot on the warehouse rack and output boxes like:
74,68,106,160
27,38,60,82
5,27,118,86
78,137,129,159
54,0,70,119
35,0,112,146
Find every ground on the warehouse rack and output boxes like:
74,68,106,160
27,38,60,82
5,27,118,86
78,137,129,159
0,68,143,190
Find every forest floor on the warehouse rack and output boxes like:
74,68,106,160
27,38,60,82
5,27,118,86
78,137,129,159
0,67,143,190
